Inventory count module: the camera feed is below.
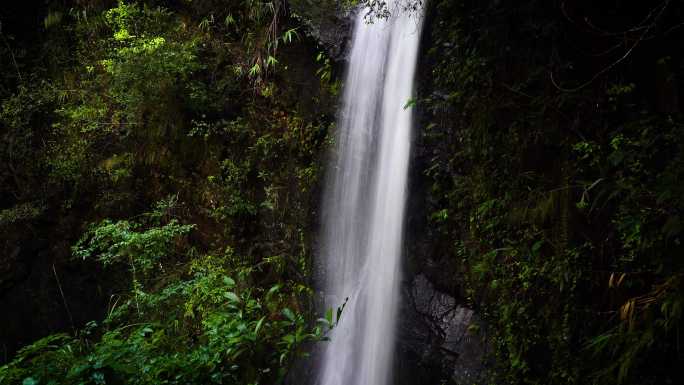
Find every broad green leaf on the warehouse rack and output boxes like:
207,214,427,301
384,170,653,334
282,308,295,322
225,291,240,303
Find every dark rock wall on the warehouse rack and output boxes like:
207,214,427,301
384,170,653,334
396,275,488,385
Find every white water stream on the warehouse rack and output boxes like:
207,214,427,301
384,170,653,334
317,3,425,385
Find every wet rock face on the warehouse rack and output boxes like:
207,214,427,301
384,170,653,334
397,274,488,385
288,0,352,61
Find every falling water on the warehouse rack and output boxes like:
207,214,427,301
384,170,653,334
317,3,424,385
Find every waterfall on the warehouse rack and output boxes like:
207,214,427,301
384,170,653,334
317,3,425,385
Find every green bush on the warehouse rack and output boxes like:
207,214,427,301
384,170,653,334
0,205,330,385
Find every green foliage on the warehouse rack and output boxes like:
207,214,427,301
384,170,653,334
0,80,58,201
0,202,45,227
574,116,684,384
1,0,333,383
73,219,194,273
0,205,329,385
314,51,340,96
419,0,684,384
101,2,201,123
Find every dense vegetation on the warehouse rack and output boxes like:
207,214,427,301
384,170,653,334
0,1,339,383
1,0,683,384
414,0,684,384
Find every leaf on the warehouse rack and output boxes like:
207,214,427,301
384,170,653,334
325,307,333,325
336,299,347,323
266,56,278,68
282,334,295,344
222,276,235,287
620,299,635,321
587,332,614,353
531,240,543,255
225,292,240,303
266,284,280,301
586,178,604,191
248,63,261,77
254,316,265,335
282,308,295,322
282,28,299,43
